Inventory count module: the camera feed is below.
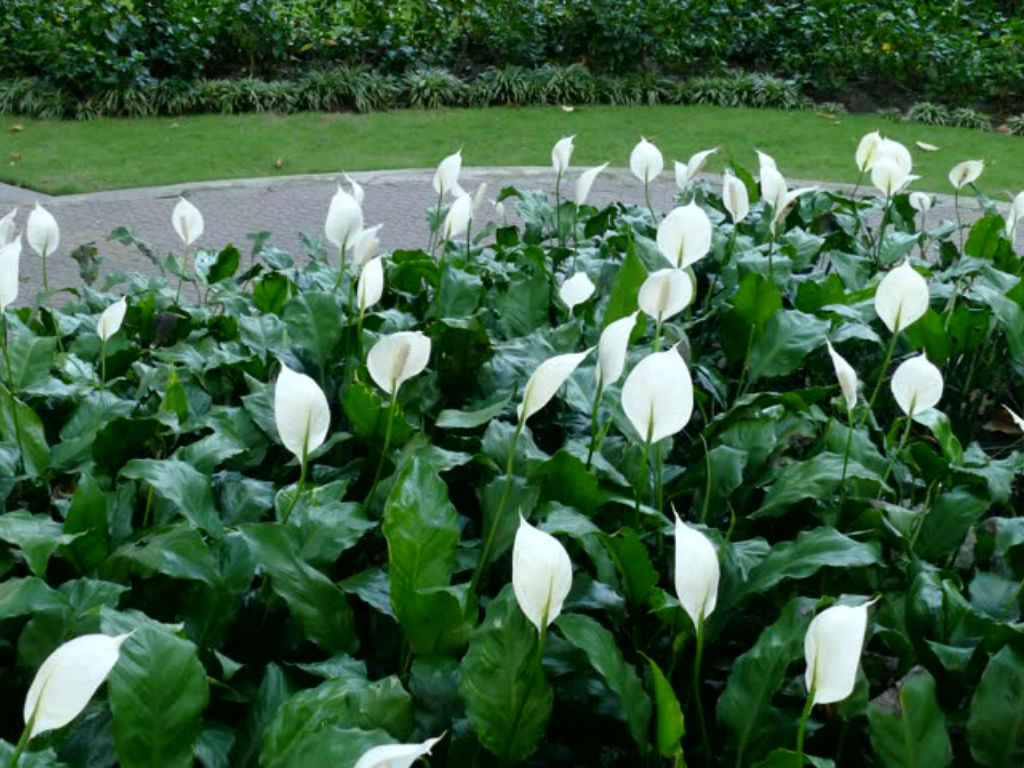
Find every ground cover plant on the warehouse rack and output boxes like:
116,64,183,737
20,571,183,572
4,105,1024,195
0,134,1023,767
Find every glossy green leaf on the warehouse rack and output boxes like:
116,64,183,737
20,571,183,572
868,667,951,768
967,646,1024,767
645,655,684,759
748,309,830,381
120,459,224,537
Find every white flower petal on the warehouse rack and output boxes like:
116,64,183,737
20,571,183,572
891,353,943,419
871,157,908,198
826,340,858,412
350,224,382,268
432,150,463,198
27,203,60,256
325,186,363,250
171,198,203,247
621,348,694,444
1003,404,1024,433
358,256,384,313
805,603,872,705
354,735,445,768
97,296,127,341
343,173,365,206
674,517,719,629
596,311,638,387
679,147,718,189
551,135,575,175
874,261,930,333
0,238,21,311
948,160,984,190
367,331,431,396
756,150,778,175
1006,191,1024,240
0,208,16,246
558,272,595,312
274,363,331,460
517,348,593,423
512,517,573,631
656,203,712,268
575,163,608,207
442,193,473,241
722,172,749,224
856,131,882,172
909,192,932,214
874,138,913,175
638,268,694,324
630,138,664,184
760,166,787,214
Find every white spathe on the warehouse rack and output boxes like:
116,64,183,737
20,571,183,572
675,147,718,189
891,353,943,419
596,311,639,388
909,192,933,214
325,186,364,250
871,157,911,198
358,256,384,313
351,224,382,268
874,261,929,333
722,172,749,224
825,340,858,412
674,517,719,630
551,135,575,175
1006,190,1024,240
0,208,16,246
656,203,712,268
855,131,882,173
432,150,464,198
804,602,873,705
874,138,913,175
558,272,596,312
343,173,365,206
630,138,664,184
1004,404,1024,433
948,160,984,190
443,193,473,241
27,202,60,256
575,163,608,207
638,268,694,323
0,238,20,311
171,198,203,247
274,363,331,461
621,347,694,443
24,633,130,739
756,150,778,175
517,348,593,423
512,516,573,631
353,735,445,768
97,296,127,341
367,331,432,397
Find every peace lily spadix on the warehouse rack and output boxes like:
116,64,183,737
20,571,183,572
575,163,608,207
357,256,384,313
656,203,712,268
22,633,130,741
353,735,445,768
432,149,464,199
274,362,331,463
325,185,364,261
825,340,858,413
27,203,59,292
512,516,573,632
874,261,929,333
442,193,473,241
171,198,203,247
891,353,943,420
1006,191,1024,241
0,238,20,311
0,207,16,246
558,271,595,313
674,147,718,191
948,159,984,190
621,348,694,445
674,516,719,629
367,331,432,397
722,172,749,224
855,130,882,173
518,348,593,424
638,268,694,327
551,135,575,175
804,602,873,705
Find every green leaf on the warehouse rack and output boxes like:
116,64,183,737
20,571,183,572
0,382,50,477
436,390,512,429
120,459,224,537
460,586,553,761
718,597,817,765
721,273,782,362
232,664,291,767
282,291,343,371
967,646,1024,767
111,526,219,585
755,453,886,518
383,458,475,654
7,333,57,392
0,740,67,767
748,310,830,381
494,272,550,337
253,272,292,315
280,479,375,565
0,576,66,619
240,523,357,653
197,244,240,284
602,527,659,606
477,475,540,573
103,612,210,768
645,655,685,759
868,667,952,768
0,511,78,576
601,244,647,328
915,487,987,561
557,614,651,752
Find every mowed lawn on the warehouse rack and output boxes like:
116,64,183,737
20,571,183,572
2,105,1022,195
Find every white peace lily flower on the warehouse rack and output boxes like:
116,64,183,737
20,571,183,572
0,208,16,246
871,157,912,198
630,138,664,183
493,199,507,224
722,172,750,223
24,633,131,739
674,516,719,629
621,347,694,444
891,353,943,420
656,203,712,268
756,150,778,175
825,340,858,412
432,150,463,198
0,238,20,311
909,192,932,214
350,224,382,268
353,735,445,768
274,363,331,461
558,272,595,312
343,173,365,206
874,261,929,333
512,516,573,631
948,160,984,190
325,185,363,251
575,163,608,207
1006,191,1024,240
761,167,818,228
170,198,203,247
551,135,575,175
855,130,882,173
675,147,718,190
1003,404,1024,433
442,193,473,241
804,602,874,705
873,138,913,176
638,268,694,324
367,331,432,397
472,182,488,213
27,202,60,256
97,296,127,342
596,311,638,388
357,256,384,313
517,348,593,423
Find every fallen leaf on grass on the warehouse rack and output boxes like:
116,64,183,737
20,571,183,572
9,123,23,132
915,141,939,151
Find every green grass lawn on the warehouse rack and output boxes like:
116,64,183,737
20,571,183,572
2,105,1022,196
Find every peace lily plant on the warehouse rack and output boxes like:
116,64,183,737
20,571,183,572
2,131,1023,768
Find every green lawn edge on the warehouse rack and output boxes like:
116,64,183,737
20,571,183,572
3,105,1022,196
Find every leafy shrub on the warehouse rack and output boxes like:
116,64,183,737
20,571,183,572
751,74,808,110
950,106,993,130
537,64,599,105
405,67,471,110
815,101,847,115
1007,113,1024,136
906,101,952,125
876,106,904,122
472,66,540,106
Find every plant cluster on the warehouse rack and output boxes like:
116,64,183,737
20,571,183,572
0,135,1023,767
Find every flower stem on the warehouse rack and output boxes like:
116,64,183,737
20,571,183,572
644,179,656,223
281,449,308,524
654,441,664,515
8,717,32,768
471,419,523,593
875,198,892,264
795,685,816,766
366,391,399,507
693,614,711,768
839,410,855,501
865,330,899,421
586,380,604,469
700,434,712,523
879,414,913,495
554,171,563,248
333,236,349,292
954,189,963,253
1,312,25,472
634,435,652,529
